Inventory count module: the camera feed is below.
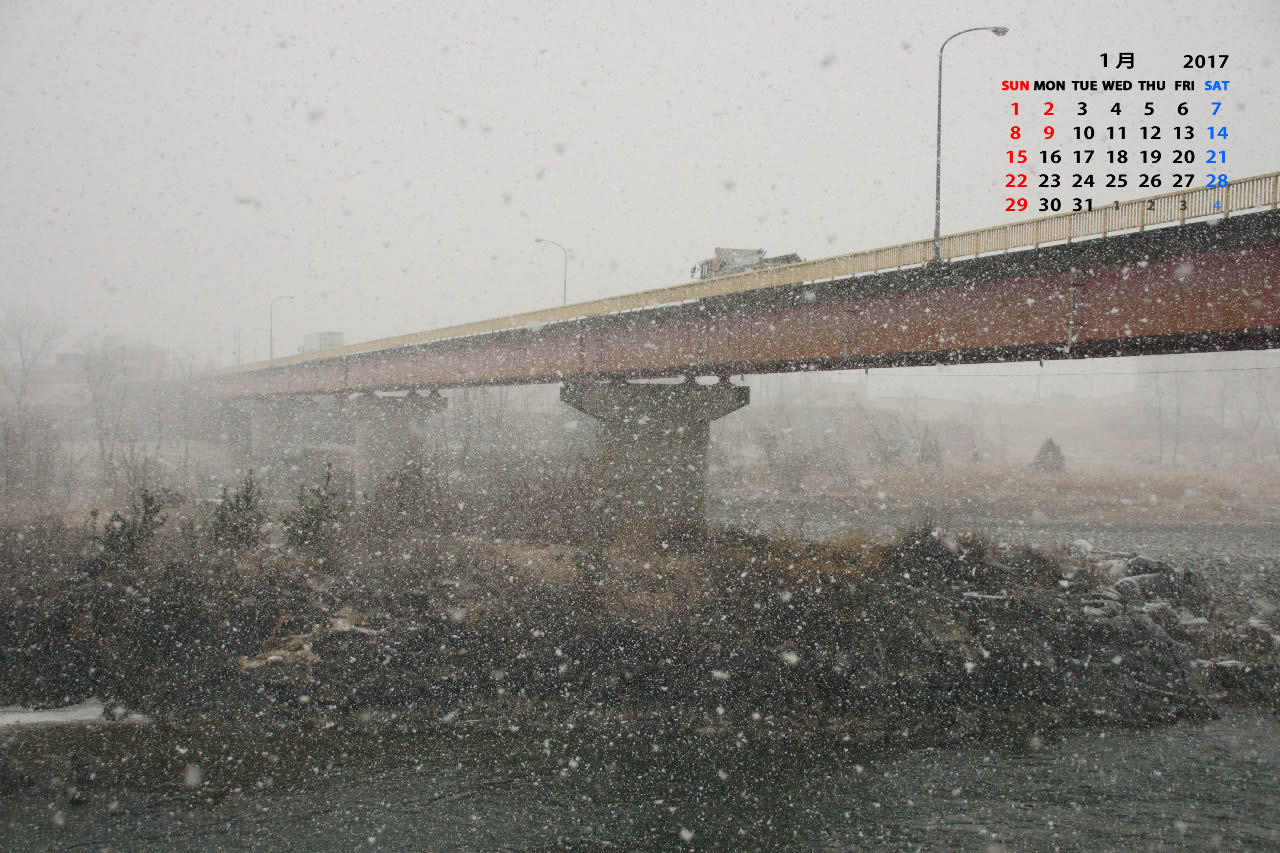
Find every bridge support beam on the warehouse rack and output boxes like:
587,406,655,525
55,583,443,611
349,391,448,496
560,377,749,537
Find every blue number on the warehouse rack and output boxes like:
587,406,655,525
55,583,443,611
1213,200,1222,210
1211,101,1222,115
1206,150,1227,163
1209,126,1228,138
1207,174,1229,187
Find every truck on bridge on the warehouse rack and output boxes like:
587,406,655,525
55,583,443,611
691,247,801,280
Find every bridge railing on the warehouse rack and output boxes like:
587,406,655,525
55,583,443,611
222,171,1280,374
937,171,1280,257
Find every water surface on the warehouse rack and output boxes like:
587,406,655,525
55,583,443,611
3,708,1276,851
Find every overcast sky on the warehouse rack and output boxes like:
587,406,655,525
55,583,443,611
2,0,1277,366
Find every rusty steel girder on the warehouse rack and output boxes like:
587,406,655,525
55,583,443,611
202,210,1280,398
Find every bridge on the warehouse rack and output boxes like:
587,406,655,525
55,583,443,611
202,172,1280,533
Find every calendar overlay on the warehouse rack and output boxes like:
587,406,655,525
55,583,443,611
1001,52,1235,217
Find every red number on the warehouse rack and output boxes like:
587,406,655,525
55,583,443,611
1012,102,1020,115
1044,126,1055,140
1005,197,1028,212
1043,101,1055,115
1011,126,1022,140
1007,149,1028,163
1005,174,1028,187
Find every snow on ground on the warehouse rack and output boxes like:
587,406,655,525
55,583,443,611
0,699,151,728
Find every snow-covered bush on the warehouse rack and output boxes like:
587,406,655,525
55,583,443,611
208,469,266,552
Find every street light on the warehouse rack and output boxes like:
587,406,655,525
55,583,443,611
268,295,293,361
934,25,1009,262
535,238,569,306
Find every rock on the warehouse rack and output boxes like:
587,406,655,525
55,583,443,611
1082,599,1123,620
1126,555,1176,577
1178,610,1210,628
1142,600,1180,634
1178,568,1213,615
1062,613,1215,723
1097,559,1129,581
912,606,977,658
1069,539,1093,557
1114,573,1163,605
1201,660,1280,705
1252,596,1279,618
1092,585,1122,602
1111,566,1212,615
1216,621,1280,659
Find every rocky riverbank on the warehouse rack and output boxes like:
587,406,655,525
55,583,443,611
4,525,1276,737
4,523,1280,811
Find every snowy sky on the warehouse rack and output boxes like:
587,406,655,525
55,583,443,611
2,0,1278,366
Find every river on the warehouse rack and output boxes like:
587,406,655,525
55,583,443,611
2,707,1277,851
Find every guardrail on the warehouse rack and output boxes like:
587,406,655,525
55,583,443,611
222,170,1280,374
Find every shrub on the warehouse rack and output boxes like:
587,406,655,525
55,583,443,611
96,488,166,572
918,427,943,467
363,457,453,541
209,469,267,552
1031,438,1066,472
280,464,346,560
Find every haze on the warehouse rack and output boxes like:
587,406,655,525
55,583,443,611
3,0,1277,365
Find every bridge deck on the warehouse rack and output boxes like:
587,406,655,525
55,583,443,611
205,173,1280,396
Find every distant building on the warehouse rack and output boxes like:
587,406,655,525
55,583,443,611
53,343,168,379
301,331,344,353
26,343,172,411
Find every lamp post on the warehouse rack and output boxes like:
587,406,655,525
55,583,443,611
535,238,569,306
934,25,1009,262
268,295,293,361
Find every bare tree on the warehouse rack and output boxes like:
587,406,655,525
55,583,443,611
1253,370,1280,463
1139,366,1169,464
166,351,200,489
0,306,70,511
1170,371,1186,466
82,338,151,493
962,392,987,463
0,305,62,412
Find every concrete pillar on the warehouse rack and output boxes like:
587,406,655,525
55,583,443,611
560,377,749,536
220,402,256,474
349,390,448,496
218,396,317,492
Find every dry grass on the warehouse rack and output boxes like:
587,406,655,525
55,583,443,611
730,459,1280,525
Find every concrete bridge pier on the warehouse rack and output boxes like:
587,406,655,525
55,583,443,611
348,391,448,497
218,402,256,474
560,377,749,537
218,397,303,475
218,395,318,480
